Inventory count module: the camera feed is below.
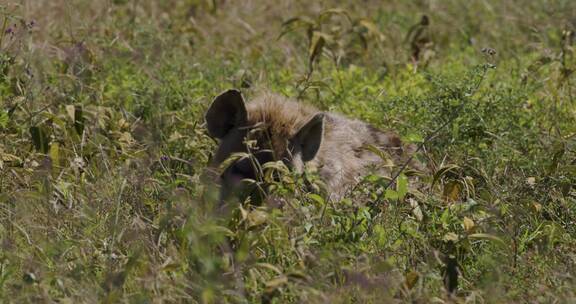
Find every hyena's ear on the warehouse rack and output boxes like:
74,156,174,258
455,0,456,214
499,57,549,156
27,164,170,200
292,113,324,162
205,89,248,138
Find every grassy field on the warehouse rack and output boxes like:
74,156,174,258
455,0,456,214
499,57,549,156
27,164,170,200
1,0,576,302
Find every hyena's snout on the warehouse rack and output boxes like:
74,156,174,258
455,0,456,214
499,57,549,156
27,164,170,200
220,151,274,186
218,151,275,202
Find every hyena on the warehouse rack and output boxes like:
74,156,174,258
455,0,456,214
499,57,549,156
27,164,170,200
205,89,420,201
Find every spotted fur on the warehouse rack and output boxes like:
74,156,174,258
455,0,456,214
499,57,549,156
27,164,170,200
206,90,420,200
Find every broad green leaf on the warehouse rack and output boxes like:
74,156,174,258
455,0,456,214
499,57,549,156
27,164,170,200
397,173,408,200
0,110,8,128
306,193,325,205
384,189,399,201
403,132,424,143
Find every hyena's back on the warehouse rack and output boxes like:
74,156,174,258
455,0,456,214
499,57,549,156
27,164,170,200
311,111,411,198
205,90,421,201
247,93,414,198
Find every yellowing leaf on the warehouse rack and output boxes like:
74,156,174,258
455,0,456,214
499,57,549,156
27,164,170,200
468,233,505,246
532,202,542,213
65,105,76,121
358,19,384,40
404,271,420,290
408,198,423,222
265,275,288,290
201,288,215,304
443,181,461,202
239,205,248,221
1,152,21,162
443,232,459,242
247,210,268,227
168,131,185,142
363,144,394,167
119,132,134,144
255,263,283,275
50,143,60,171
432,164,461,188
309,31,330,65
463,216,475,232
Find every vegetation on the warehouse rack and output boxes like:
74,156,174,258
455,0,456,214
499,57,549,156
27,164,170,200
1,0,575,302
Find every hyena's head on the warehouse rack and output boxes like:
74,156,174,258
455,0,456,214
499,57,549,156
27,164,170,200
205,89,324,201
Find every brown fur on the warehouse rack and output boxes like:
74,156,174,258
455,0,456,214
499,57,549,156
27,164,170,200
245,93,318,161
206,90,420,200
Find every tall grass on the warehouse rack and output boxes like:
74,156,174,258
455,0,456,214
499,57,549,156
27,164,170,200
1,0,575,302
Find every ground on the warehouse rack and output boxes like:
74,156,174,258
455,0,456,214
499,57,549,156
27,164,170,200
0,0,575,303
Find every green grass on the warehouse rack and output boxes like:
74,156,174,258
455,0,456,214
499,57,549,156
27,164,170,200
1,0,575,303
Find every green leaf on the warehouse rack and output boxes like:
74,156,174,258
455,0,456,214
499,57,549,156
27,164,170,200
304,222,313,233
0,110,8,128
404,132,424,143
66,104,84,135
306,193,325,205
384,189,399,201
397,173,408,200
74,106,84,135
49,143,60,169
